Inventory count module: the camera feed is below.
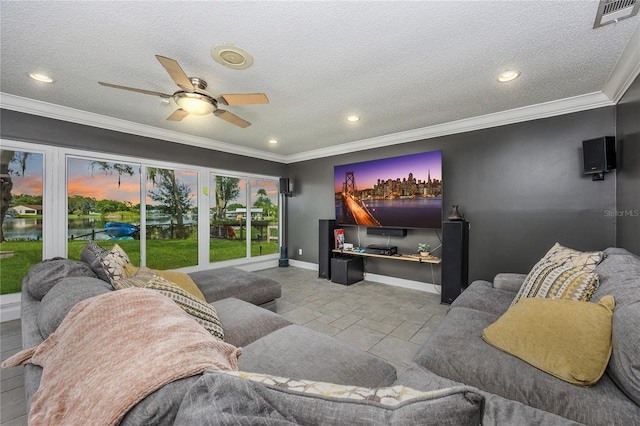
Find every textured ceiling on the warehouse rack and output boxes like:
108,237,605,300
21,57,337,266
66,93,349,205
1,1,639,163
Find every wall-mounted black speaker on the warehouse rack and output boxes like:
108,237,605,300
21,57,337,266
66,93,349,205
366,227,407,237
280,178,292,197
279,177,290,194
583,137,616,179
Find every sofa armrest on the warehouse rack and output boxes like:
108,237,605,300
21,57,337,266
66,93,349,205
492,273,527,292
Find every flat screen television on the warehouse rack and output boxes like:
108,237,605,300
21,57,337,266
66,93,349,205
334,150,442,229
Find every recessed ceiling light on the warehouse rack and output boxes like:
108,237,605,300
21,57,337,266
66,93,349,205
498,70,520,83
211,44,254,70
28,72,54,83
268,139,278,144
346,115,360,122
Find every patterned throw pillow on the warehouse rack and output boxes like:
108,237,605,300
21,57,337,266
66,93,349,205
223,370,467,406
541,242,604,271
97,244,132,284
122,264,206,302
145,276,224,341
112,266,159,290
511,243,603,306
511,259,599,307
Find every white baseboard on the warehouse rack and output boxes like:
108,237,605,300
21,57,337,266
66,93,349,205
289,260,439,295
0,293,21,322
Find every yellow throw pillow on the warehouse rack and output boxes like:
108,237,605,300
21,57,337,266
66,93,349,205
483,295,615,387
123,264,206,302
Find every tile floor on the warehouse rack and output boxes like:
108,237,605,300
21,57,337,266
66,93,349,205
0,266,448,425
258,266,449,372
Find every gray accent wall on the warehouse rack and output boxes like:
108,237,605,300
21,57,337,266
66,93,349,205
616,75,640,256
0,109,286,176
286,107,619,284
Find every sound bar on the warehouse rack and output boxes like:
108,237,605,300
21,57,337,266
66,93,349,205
366,227,407,237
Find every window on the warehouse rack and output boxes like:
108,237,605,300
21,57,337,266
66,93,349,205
67,157,142,264
0,149,44,295
250,178,279,257
0,140,280,296
209,174,247,262
146,167,198,269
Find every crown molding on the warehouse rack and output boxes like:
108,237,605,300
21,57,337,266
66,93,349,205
0,93,289,163
0,87,622,165
602,21,640,103
284,91,614,163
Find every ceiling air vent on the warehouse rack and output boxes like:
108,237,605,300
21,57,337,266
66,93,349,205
594,0,639,28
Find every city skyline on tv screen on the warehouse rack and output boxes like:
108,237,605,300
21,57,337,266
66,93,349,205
334,150,442,229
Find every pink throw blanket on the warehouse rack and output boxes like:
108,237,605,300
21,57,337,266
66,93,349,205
2,288,242,425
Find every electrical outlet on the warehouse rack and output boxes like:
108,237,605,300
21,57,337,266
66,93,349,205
298,248,303,255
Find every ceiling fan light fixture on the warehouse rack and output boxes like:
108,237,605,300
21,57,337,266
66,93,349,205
211,44,254,70
174,92,216,115
28,72,54,83
498,70,520,82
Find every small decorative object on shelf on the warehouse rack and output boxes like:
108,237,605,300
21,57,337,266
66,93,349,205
418,243,431,257
447,205,463,221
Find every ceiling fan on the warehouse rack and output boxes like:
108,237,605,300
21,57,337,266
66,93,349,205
98,55,268,128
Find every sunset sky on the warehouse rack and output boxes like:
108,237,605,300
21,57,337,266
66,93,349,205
9,153,278,207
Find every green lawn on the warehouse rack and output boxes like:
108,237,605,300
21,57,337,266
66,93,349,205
0,238,279,295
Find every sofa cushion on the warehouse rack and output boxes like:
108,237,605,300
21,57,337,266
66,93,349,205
483,296,615,387
188,267,281,306
239,324,397,388
592,248,640,406
396,364,583,426
449,280,515,316
174,370,484,426
144,276,224,341
212,298,291,347
24,258,97,300
413,306,640,425
38,277,113,338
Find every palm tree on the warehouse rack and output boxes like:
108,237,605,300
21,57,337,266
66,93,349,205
0,150,29,242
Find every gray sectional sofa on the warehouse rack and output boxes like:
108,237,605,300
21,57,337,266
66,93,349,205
397,247,640,425
14,247,640,424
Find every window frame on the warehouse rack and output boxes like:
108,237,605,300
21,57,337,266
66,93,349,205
1,139,281,285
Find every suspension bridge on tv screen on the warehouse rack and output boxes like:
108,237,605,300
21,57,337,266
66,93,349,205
339,171,381,226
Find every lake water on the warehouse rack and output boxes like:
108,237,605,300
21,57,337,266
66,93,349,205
2,216,196,241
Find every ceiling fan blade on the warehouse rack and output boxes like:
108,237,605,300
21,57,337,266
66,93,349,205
98,81,172,98
219,93,269,106
155,55,194,92
167,109,189,121
214,110,251,128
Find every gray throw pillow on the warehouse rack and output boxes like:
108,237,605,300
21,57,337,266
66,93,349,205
24,258,97,300
80,241,110,283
